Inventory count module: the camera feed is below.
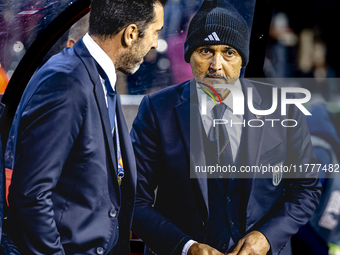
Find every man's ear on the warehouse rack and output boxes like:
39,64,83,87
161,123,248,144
67,38,77,48
122,24,139,47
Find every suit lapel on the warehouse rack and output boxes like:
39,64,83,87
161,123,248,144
236,79,266,230
73,39,120,194
175,79,209,214
116,95,137,199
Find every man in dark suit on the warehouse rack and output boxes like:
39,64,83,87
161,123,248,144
130,0,322,254
5,0,166,254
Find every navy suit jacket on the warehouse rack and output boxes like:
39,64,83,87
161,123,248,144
5,39,137,255
130,79,322,255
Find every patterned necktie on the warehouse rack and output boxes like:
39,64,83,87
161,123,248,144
105,79,124,186
208,103,233,166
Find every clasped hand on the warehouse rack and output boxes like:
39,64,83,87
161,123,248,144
188,231,269,255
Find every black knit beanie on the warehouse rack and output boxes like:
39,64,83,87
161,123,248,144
184,0,249,66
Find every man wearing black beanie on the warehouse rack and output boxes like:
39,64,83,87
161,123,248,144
131,0,321,254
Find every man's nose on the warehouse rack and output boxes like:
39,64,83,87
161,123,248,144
209,53,223,71
151,36,158,50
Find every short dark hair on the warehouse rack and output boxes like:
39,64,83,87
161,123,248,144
89,0,167,39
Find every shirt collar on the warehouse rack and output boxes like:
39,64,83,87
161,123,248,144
82,33,117,91
197,79,242,113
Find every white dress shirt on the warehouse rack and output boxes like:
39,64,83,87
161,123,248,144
82,33,116,106
182,80,244,255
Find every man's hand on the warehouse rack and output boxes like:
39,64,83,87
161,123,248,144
188,242,224,255
228,231,269,255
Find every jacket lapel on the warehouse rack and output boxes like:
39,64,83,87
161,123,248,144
116,95,137,200
236,79,266,231
73,39,120,194
175,79,209,214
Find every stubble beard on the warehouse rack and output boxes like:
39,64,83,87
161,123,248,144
117,40,145,75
